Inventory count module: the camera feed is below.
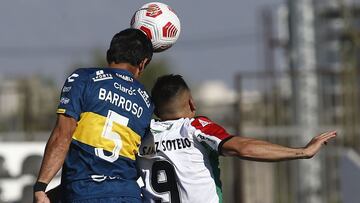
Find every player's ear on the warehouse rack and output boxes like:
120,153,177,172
189,96,196,114
139,58,150,73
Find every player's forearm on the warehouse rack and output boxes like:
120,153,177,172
37,127,72,183
37,115,76,183
239,139,307,161
222,137,308,162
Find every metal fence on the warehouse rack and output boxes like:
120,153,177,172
224,69,360,203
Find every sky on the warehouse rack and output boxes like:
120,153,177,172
0,0,284,88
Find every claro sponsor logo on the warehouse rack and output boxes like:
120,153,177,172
113,82,136,96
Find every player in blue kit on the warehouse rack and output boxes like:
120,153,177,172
33,28,154,203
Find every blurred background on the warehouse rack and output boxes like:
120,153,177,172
1,0,360,203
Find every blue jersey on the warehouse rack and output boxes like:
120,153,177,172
56,68,153,201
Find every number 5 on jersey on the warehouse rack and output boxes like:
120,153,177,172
95,110,128,162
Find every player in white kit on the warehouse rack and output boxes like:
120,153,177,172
137,75,336,203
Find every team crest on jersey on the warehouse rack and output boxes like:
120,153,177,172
92,70,113,82
198,119,211,127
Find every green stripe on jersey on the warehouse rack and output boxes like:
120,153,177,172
202,143,223,203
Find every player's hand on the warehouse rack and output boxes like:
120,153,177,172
34,191,50,203
46,185,62,203
303,131,337,158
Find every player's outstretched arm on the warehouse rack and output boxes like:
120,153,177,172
34,114,77,203
221,131,336,162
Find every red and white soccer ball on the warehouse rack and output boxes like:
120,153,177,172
130,2,181,52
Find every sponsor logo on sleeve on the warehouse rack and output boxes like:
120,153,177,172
196,133,217,146
62,86,72,92
92,70,113,82
67,73,79,83
60,97,70,104
137,88,151,108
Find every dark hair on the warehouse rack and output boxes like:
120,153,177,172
106,28,153,66
151,74,189,116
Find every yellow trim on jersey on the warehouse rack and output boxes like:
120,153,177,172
56,108,66,114
72,112,141,160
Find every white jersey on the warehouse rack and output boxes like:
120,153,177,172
137,117,233,203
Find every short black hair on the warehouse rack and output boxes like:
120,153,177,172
106,28,153,66
151,74,190,116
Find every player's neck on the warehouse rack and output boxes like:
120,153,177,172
109,62,139,77
159,111,194,121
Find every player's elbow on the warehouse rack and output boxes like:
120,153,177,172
235,143,257,158
222,138,254,158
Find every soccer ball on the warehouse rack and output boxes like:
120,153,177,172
130,2,181,52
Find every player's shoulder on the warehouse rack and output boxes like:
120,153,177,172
191,116,228,134
108,68,146,89
191,116,215,129
70,67,121,77
66,67,99,80
71,67,99,74
191,116,232,146
69,67,140,85
193,116,212,122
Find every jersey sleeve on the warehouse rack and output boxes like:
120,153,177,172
191,116,233,155
56,69,88,121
